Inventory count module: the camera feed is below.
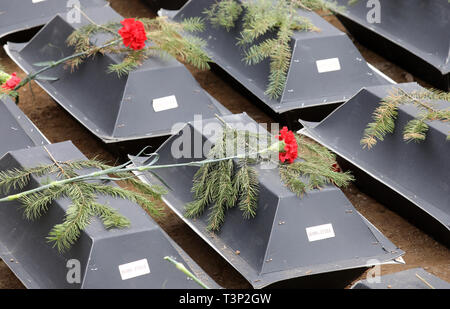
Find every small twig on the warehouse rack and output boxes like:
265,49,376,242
73,5,119,36
43,146,67,177
397,88,436,113
214,113,233,130
294,0,313,11
415,273,435,289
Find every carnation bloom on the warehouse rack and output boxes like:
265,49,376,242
276,126,298,164
332,163,341,173
118,18,147,51
1,73,21,90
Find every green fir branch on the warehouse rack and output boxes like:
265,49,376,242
0,155,165,252
204,0,243,31
184,126,262,231
280,136,353,196
361,87,450,148
20,185,68,221
185,125,352,231
234,160,259,219
403,118,429,143
0,164,58,193
204,0,320,99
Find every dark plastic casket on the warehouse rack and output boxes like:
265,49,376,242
0,141,219,289
0,0,108,42
300,83,450,246
168,0,390,126
0,96,49,156
331,0,450,91
5,6,230,152
131,113,404,288
351,268,450,289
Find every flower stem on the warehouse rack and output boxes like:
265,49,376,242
13,39,121,93
0,144,277,203
164,256,209,289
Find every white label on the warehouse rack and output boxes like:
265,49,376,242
32,0,47,3
316,58,341,73
118,259,150,280
306,223,335,242
152,95,178,112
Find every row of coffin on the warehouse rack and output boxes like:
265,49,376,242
159,0,450,91
1,92,449,289
0,0,448,288
3,0,447,94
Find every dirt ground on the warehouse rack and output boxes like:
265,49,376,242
0,0,448,289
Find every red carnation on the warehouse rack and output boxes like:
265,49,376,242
276,126,298,164
118,18,147,51
1,73,21,90
332,163,341,173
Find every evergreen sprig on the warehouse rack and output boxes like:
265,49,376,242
185,127,263,231
361,87,450,148
204,0,243,31
0,155,165,252
185,126,353,231
204,0,341,99
66,16,210,76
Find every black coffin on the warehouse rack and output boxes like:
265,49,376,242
0,141,219,289
166,0,391,126
5,6,230,151
0,95,49,156
331,0,450,91
300,83,450,246
131,113,404,288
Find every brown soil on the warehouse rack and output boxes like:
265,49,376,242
0,0,448,289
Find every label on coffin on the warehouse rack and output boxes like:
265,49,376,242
153,95,179,112
118,258,151,280
316,58,341,73
306,223,335,242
